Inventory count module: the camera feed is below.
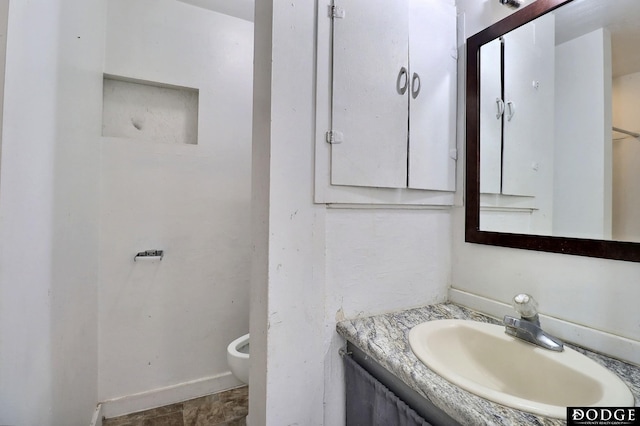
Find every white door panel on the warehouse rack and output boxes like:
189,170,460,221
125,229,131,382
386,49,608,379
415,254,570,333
407,0,457,191
480,38,503,194
502,14,555,197
331,0,409,189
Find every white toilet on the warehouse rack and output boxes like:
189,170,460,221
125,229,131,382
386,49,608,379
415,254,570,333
227,333,250,384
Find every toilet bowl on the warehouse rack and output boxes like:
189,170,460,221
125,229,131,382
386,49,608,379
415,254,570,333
227,333,249,384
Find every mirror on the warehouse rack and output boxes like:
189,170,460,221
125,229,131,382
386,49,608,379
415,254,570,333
466,0,640,262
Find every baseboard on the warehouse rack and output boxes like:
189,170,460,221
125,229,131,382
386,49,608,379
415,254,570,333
100,372,243,419
89,404,103,426
449,288,640,366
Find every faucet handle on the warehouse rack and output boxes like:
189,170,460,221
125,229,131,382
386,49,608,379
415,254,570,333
512,293,538,319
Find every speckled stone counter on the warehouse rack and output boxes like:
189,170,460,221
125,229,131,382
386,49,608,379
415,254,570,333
336,303,640,426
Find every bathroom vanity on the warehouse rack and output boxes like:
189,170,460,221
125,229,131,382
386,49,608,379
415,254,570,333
336,303,640,425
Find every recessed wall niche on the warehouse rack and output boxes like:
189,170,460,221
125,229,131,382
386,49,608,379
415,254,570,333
102,75,199,145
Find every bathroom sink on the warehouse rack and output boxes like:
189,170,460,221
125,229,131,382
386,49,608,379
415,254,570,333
408,319,634,419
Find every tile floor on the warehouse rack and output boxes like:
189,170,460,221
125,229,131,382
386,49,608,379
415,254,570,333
103,386,248,426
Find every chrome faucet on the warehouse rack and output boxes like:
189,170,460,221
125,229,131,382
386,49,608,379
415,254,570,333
504,293,564,352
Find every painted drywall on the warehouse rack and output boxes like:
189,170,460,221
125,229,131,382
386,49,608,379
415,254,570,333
99,0,253,407
0,0,104,424
322,208,451,425
453,0,640,364
612,71,640,241
250,1,326,424
325,209,451,318
248,0,272,423
251,1,453,425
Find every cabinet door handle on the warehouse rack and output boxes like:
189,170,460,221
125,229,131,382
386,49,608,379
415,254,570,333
397,67,408,95
496,98,505,119
411,72,421,99
506,100,516,121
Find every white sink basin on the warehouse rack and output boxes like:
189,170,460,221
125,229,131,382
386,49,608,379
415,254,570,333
408,319,634,419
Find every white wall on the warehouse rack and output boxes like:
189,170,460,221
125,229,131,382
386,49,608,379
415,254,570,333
322,208,451,425
251,1,453,425
453,0,640,365
250,1,326,424
612,72,640,241
0,0,104,424
99,0,253,411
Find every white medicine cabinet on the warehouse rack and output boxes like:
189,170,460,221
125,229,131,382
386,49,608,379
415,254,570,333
315,0,458,205
480,13,555,198
478,13,556,235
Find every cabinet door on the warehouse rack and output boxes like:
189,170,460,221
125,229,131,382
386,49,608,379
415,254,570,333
479,37,503,194
502,14,555,197
331,0,409,189
407,0,457,191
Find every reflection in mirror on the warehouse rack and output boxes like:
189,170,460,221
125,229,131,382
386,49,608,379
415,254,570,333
466,0,640,262
477,0,640,243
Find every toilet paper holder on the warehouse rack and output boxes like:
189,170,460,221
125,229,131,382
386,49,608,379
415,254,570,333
134,249,164,262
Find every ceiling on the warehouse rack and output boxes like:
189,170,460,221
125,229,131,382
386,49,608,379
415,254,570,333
173,0,640,77
176,0,254,22
554,0,640,77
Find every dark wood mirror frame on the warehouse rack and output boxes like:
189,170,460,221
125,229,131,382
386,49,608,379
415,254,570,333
465,0,640,262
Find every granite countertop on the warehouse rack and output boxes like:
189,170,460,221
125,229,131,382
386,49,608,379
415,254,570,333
336,303,640,426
